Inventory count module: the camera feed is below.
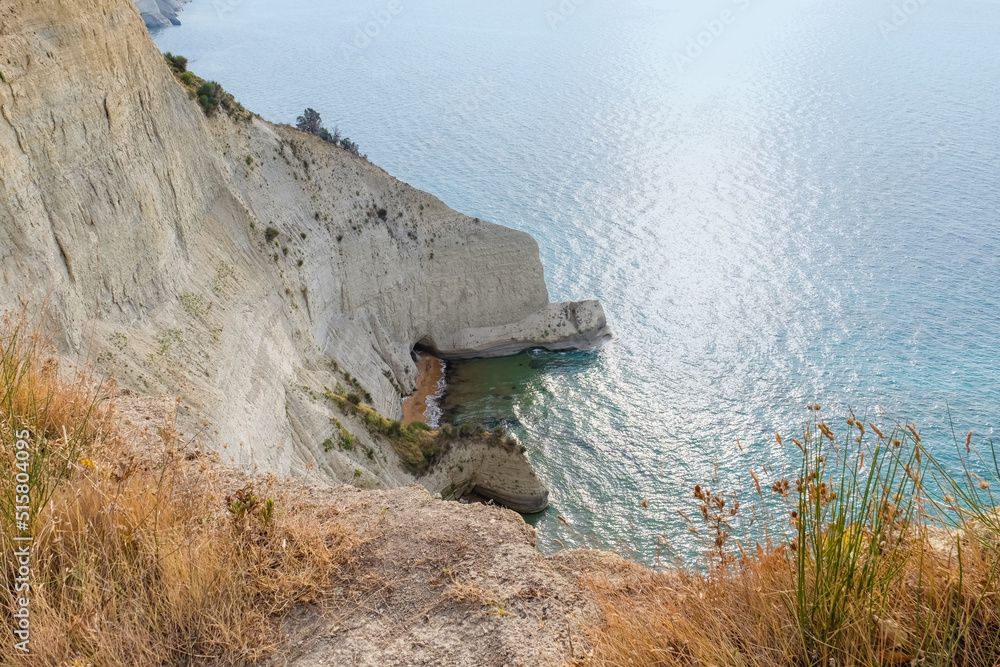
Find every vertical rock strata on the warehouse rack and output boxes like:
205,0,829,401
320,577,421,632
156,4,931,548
0,0,610,503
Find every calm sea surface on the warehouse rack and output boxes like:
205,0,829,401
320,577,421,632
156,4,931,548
155,0,1000,561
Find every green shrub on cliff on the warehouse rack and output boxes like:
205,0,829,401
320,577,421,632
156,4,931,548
162,52,253,122
163,52,187,72
294,107,362,156
339,137,361,156
339,430,355,451
197,81,222,115
319,126,341,145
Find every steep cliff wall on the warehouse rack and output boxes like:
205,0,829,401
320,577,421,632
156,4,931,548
0,0,610,495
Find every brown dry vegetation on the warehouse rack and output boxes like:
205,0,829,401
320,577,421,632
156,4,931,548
580,412,1000,666
6,313,1000,667
0,317,586,667
0,319,358,666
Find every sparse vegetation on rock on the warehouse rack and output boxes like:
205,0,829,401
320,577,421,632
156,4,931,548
0,320,356,665
322,386,514,475
295,107,361,155
164,52,252,121
163,51,187,72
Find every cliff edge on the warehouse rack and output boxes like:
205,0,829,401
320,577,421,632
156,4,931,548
0,0,610,500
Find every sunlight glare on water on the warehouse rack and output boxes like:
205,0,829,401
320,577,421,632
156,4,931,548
155,0,1000,561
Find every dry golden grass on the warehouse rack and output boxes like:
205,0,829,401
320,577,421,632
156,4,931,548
582,553,801,666
0,319,358,666
8,311,1000,666
581,415,1000,667
583,540,1000,665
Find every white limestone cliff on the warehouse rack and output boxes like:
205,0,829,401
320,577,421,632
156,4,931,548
0,0,610,504
133,0,188,28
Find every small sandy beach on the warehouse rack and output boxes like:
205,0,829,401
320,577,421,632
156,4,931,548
402,353,445,424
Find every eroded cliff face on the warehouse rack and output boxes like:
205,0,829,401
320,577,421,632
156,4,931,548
0,0,610,494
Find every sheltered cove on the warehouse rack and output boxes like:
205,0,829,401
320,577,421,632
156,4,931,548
0,0,609,512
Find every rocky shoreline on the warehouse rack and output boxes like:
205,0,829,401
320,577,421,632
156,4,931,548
401,352,446,425
133,0,189,28
1,0,605,518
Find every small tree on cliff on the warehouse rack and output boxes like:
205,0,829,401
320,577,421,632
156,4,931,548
197,81,223,115
319,126,342,145
339,137,360,155
296,108,323,136
296,107,361,155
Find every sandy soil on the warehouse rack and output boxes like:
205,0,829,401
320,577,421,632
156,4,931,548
402,353,445,424
109,388,615,667
278,484,613,667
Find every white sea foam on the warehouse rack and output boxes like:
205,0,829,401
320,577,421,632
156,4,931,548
422,358,447,427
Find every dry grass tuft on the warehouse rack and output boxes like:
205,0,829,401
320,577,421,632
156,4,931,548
0,318,358,665
582,553,801,665
582,412,1000,666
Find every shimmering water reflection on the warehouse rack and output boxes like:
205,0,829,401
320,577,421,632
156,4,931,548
155,0,1000,562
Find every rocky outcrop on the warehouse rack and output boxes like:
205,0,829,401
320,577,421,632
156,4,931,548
423,438,550,513
133,0,188,28
427,299,612,359
0,0,610,500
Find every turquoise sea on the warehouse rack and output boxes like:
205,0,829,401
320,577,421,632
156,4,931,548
154,0,1000,561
